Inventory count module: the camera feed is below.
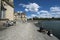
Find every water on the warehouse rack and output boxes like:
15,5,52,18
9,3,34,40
39,20,60,39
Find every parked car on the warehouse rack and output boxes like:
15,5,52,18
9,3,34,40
3,20,14,27
8,21,14,26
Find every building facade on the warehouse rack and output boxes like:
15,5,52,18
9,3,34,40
0,0,1,18
14,12,27,22
1,0,14,21
21,13,27,22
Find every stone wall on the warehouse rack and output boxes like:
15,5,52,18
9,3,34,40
2,0,14,21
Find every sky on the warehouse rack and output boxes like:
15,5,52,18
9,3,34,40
14,0,60,18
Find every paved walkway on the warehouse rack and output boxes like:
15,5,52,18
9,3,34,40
0,21,59,40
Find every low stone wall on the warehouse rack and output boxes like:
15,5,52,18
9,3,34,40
0,21,6,29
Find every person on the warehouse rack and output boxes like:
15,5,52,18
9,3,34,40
14,19,16,24
5,20,9,27
47,30,53,36
40,25,44,32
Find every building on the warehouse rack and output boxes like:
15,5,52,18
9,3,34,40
1,0,14,21
0,0,1,18
14,12,27,22
1,3,6,19
21,13,27,22
14,12,20,20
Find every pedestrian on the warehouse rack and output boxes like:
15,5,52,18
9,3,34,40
40,25,44,32
47,30,53,36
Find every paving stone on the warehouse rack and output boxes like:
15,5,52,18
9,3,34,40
0,21,59,40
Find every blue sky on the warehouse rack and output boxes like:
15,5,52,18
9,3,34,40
14,0,60,18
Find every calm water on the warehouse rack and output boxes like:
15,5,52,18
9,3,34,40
39,20,60,39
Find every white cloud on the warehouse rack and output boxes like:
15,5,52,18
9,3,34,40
40,10,49,14
17,11,20,13
37,10,52,18
20,3,40,12
50,7,60,12
27,16,32,19
27,14,37,19
25,9,29,12
20,3,60,18
50,7,60,18
20,11,23,13
17,11,23,13
31,14,37,17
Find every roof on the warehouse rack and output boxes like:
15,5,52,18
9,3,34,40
2,0,14,8
21,13,26,15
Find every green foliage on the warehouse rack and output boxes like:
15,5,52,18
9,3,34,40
28,17,60,20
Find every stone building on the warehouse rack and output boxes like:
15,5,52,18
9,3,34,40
0,0,1,18
21,13,27,22
1,0,14,21
14,12,27,22
14,12,21,20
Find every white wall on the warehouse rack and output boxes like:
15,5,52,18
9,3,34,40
3,1,14,20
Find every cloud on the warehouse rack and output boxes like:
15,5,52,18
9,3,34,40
20,3,40,12
50,7,60,12
50,7,60,18
38,10,49,14
25,9,29,12
20,3,60,18
17,11,20,13
17,11,23,13
30,10,52,18
20,11,23,13
27,7,60,18
37,7,60,18
27,14,39,19
31,14,37,17
27,16,32,19
37,10,52,18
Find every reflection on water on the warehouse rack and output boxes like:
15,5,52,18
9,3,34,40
38,20,60,39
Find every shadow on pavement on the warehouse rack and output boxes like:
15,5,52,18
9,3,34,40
0,27,7,31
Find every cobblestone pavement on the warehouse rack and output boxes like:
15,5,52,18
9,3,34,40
0,21,59,40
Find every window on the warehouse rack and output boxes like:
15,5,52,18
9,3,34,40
3,3,7,6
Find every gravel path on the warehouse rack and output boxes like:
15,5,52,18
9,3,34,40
0,21,59,40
